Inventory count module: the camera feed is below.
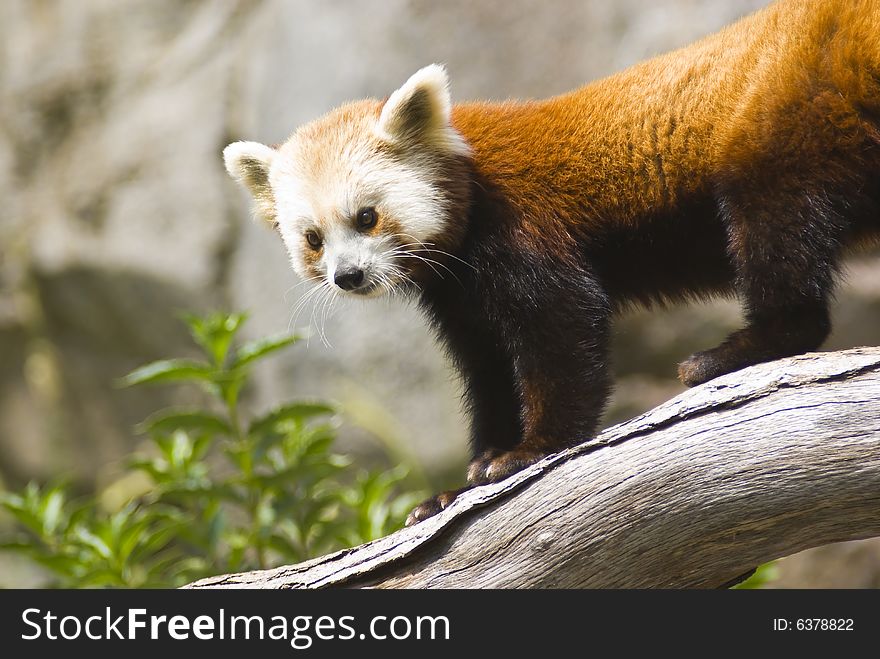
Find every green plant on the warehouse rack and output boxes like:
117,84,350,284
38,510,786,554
732,561,779,589
0,312,423,587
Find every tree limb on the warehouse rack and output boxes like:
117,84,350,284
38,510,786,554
186,347,880,589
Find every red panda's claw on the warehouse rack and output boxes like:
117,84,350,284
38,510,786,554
405,489,465,526
467,449,546,486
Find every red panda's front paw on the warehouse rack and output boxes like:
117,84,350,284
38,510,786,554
466,449,547,485
405,488,466,526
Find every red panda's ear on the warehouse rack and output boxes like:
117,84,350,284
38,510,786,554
223,141,277,223
377,64,470,156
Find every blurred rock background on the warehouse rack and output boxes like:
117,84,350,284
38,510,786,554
1,0,878,587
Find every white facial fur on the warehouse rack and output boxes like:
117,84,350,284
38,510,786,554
223,64,470,297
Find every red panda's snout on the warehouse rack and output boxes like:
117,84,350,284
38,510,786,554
318,227,419,297
333,264,365,291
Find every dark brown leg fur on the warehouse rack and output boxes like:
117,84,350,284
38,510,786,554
679,305,831,386
680,179,845,386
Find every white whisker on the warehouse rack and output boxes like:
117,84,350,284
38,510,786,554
283,275,324,303
391,231,476,272
314,283,336,348
317,284,338,348
288,280,326,335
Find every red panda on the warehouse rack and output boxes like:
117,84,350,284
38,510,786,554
224,0,880,525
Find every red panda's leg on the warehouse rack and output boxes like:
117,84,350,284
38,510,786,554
466,267,612,485
679,186,842,387
406,298,527,525
424,297,527,454
678,305,831,387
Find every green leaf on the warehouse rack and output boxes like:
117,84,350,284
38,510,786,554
169,431,194,469
1,483,73,539
137,409,231,437
214,370,246,410
191,434,216,464
182,312,247,366
0,493,42,536
117,517,153,564
0,537,43,552
732,562,779,589
128,457,163,482
73,528,113,561
231,333,301,369
40,488,66,536
76,567,127,588
124,513,181,565
119,359,213,387
248,402,336,439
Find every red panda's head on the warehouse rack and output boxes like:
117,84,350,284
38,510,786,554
224,65,472,297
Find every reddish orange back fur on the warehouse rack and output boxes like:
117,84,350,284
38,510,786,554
451,0,880,246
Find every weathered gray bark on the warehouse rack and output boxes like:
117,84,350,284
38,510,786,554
187,347,880,589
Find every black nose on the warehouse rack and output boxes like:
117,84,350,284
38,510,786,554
334,266,365,290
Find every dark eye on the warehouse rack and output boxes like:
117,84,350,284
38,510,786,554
305,231,322,249
356,207,378,230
